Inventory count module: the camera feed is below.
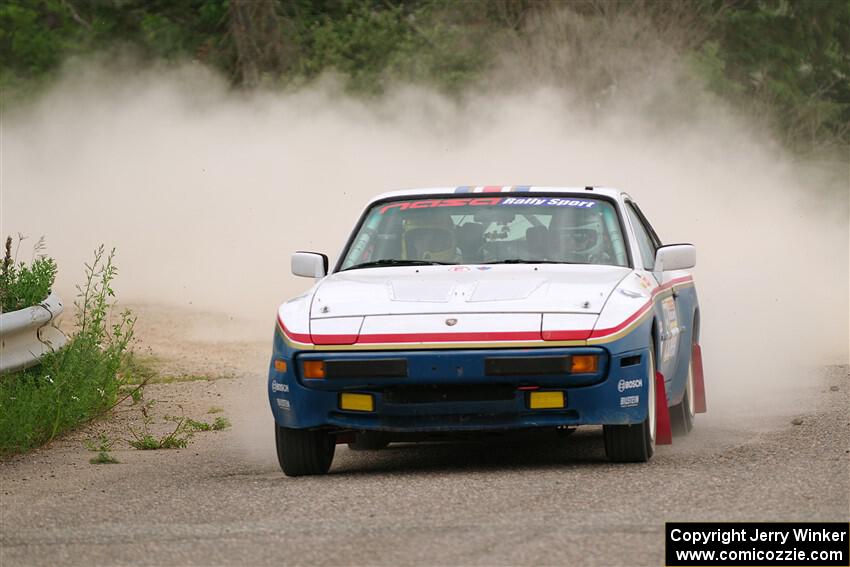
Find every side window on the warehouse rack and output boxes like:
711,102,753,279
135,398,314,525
625,202,657,270
632,202,662,249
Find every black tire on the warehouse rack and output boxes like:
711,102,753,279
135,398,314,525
670,342,696,436
347,432,390,451
603,339,656,462
275,425,335,477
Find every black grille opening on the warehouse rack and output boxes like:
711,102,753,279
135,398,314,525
324,359,407,378
383,384,515,404
485,356,569,376
620,355,642,368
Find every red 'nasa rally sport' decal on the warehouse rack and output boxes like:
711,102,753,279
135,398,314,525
379,197,596,214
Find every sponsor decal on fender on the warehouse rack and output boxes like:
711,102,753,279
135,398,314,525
620,395,639,408
618,378,643,392
276,398,291,410
271,381,289,393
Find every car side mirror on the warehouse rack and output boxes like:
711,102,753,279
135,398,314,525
292,251,329,278
654,244,696,272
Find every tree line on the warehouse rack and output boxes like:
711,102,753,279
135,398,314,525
2,0,848,155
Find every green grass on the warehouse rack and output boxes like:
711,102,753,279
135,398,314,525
121,359,214,385
185,418,212,431
90,451,120,464
128,434,189,450
85,434,120,464
0,246,136,455
118,355,219,384
185,416,230,432
147,374,215,384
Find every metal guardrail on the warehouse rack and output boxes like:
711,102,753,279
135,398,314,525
0,293,68,374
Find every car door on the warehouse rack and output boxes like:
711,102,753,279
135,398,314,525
623,201,683,383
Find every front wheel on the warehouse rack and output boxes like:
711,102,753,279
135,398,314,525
670,353,695,436
603,340,657,462
275,425,335,477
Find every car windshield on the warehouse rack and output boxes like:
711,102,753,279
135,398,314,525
339,195,629,270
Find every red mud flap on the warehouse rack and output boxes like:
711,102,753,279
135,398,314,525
692,343,707,413
655,371,673,445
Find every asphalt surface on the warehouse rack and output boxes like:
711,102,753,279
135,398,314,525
1,311,848,566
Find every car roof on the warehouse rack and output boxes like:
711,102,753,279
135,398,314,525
368,186,627,204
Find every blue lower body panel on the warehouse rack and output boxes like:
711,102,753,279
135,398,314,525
268,335,654,433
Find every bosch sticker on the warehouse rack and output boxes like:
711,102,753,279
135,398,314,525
271,381,289,393
618,378,643,392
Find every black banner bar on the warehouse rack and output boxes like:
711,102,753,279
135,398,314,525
666,522,849,566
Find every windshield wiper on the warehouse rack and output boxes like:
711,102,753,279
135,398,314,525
483,259,568,265
341,259,454,271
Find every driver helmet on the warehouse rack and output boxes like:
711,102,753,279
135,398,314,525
401,209,458,262
549,208,606,261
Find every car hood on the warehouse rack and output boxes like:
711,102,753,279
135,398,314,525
310,265,630,319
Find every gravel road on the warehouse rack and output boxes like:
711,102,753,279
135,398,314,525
1,306,848,566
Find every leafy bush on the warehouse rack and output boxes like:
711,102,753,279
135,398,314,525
0,235,58,313
0,245,136,455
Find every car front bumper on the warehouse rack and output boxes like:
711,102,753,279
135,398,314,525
268,335,653,432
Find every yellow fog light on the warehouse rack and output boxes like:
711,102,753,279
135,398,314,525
571,355,599,373
303,361,326,379
274,359,288,372
339,392,374,412
529,391,565,409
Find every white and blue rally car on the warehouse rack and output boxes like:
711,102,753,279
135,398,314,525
269,186,706,476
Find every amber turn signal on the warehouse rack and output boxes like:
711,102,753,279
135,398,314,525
303,360,326,379
274,359,288,372
570,355,598,373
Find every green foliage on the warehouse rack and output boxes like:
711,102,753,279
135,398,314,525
295,1,420,91
1,0,847,150
286,0,495,93
89,451,120,464
695,0,850,152
85,433,120,464
128,434,164,450
185,415,230,431
185,417,212,431
0,245,135,455
0,236,58,313
128,404,194,450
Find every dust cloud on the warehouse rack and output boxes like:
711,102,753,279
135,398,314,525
2,48,847,434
